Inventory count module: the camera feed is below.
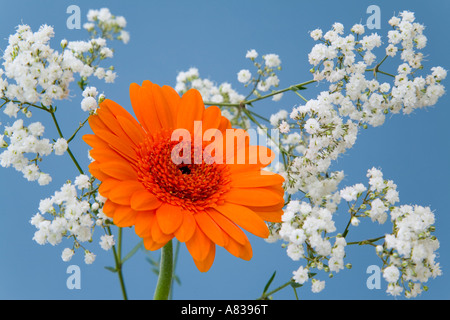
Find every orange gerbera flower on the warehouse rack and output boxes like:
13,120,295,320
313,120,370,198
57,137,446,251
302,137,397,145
83,80,285,272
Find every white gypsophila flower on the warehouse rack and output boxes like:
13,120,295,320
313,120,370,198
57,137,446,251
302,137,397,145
81,96,98,112
431,66,447,81
175,11,444,299
368,198,388,224
61,248,75,262
263,54,281,68
237,69,252,83
293,266,309,284
99,234,115,251
245,49,258,59
84,251,96,264
272,92,283,101
175,69,244,107
278,120,290,134
351,24,365,35
386,283,403,296
74,174,90,190
120,30,130,44
310,29,323,40
82,86,98,98
31,179,101,263
383,265,400,283
287,243,304,260
350,217,360,226
104,70,117,83
304,118,320,134
30,213,45,227
3,102,19,118
28,122,45,137
53,138,68,155
311,279,325,293
269,109,288,126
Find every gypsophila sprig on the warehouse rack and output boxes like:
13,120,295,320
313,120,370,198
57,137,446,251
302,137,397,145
257,10,444,298
1,6,445,301
0,9,128,185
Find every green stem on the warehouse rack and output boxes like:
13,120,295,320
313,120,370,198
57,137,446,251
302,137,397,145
108,227,128,300
203,79,316,107
153,240,174,300
347,235,385,246
107,227,128,300
169,240,181,300
257,280,294,300
67,116,90,143
246,80,316,105
49,110,84,174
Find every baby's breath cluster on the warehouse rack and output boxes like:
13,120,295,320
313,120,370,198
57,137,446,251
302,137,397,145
239,50,283,101
0,119,67,185
1,24,76,107
84,8,130,44
381,204,440,298
0,9,127,184
175,67,245,105
30,174,113,264
174,67,252,128
261,11,445,298
307,10,445,125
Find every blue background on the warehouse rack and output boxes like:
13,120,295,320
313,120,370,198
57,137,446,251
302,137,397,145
0,0,449,300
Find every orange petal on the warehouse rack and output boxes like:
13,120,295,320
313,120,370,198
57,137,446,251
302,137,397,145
142,81,175,129
96,107,136,147
100,161,138,181
205,209,248,245
217,116,231,132
130,83,161,134
225,187,282,207
223,235,252,261
252,208,284,223
214,203,269,238
135,211,155,238
83,134,108,149
230,170,285,188
143,236,166,251
202,106,222,132
192,243,216,272
238,238,253,261
88,114,109,132
89,147,126,164
151,218,173,243
130,190,162,211
98,178,121,198
94,129,137,162
177,88,204,132
102,199,117,218
100,99,142,130
227,146,275,173
223,236,241,258
185,226,211,262
155,203,183,235
113,205,137,227
224,128,250,165
107,180,145,205
89,161,112,183
161,85,181,117
174,212,196,243
247,145,275,167
194,211,227,247
116,115,146,145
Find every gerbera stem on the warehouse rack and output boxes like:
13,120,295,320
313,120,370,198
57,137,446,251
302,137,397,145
153,240,174,300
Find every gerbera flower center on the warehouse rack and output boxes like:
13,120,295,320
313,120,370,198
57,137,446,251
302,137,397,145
178,165,191,175
135,130,231,212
